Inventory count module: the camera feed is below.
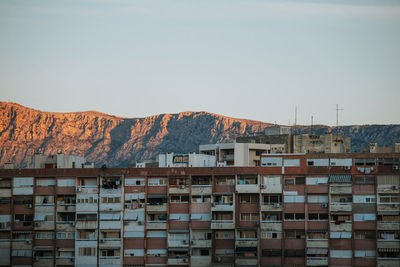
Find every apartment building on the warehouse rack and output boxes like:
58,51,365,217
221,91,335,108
0,152,399,267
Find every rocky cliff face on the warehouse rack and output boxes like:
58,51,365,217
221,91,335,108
0,102,272,167
1,102,399,168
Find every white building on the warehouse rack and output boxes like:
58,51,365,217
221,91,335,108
158,153,215,168
199,143,270,167
27,153,94,168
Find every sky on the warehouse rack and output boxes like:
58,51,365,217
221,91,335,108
0,0,399,126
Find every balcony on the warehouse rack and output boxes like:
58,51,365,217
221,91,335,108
146,221,167,230
56,205,76,213
167,257,189,265
330,203,352,212
99,203,123,212
211,220,235,229
169,186,190,194
75,220,97,229
99,257,121,266
211,202,234,212
191,256,211,266
306,257,328,266
378,204,400,212
190,239,212,247
33,221,54,230
330,222,352,232
377,240,400,249
261,222,282,231
191,186,212,195
377,185,400,194
236,184,259,194
100,220,121,229
330,186,352,194
76,186,98,194
235,258,258,265
235,239,258,247
377,222,400,231
56,258,74,265
99,239,121,248
33,258,53,267
377,258,400,267
261,203,282,212
168,239,189,247
76,203,98,212
0,189,11,197
261,184,282,194
306,240,328,248
147,204,167,212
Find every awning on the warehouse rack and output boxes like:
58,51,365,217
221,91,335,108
191,214,202,220
307,230,328,233
147,194,167,198
307,248,328,255
168,248,189,252
236,247,257,253
329,174,352,183
168,229,189,233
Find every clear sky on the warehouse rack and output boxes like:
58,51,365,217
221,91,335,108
1,0,399,126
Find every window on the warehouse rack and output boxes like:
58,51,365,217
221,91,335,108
169,176,189,186
353,195,376,203
76,195,98,204
262,213,281,221
101,196,121,203
377,214,400,222
378,175,400,186
285,230,305,239
78,230,96,240
56,195,76,205
284,213,305,221
261,231,282,239
102,230,121,239
57,232,75,239
36,179,56,187
237,175,258,185
35,195,54,205
285,177,305,185
239,194,259,203
355,158,376,166
170,195,189,203
308,213,328,221
306,177,328,185
213,195,233,205
192,195,211,203
100,248,120,257
285,250,305,257
262,249,282,257
307,231,328,239
284,194,305,203
354,176,376,184
240,213,259,221
101,177,121,189
192,176,211,186
215,231,234,239
79,247,96,256
147,213,167,221
212,212,233,221
148,177,168,186
331,214,352,222
125,178,145,186
355,231,376,239
238,231,257,239
379,194,400,203
263,195,282,204
215,176,235,185
36,232,54,239
378,231,400,240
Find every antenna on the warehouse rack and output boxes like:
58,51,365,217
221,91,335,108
294,106,297,131
311,116,313,134
336,104,343,128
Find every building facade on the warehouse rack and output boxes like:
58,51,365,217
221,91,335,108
0,153,399,267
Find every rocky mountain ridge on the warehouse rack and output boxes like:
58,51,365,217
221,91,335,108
0,102,399,167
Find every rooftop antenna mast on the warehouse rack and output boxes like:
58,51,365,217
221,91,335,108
311,116,314,134
336,104,344,132
294,105,297,132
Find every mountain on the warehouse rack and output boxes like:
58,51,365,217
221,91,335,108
1,102,399,168
0,102,272,167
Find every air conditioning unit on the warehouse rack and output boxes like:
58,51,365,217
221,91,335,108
253,221,259,226
393,165,399,170
156,254,160,257
70,222,75,226
190,240,195,244
26,204,33,209
138,221,143,225
344,166,351,170
273,203,281,208
392,204,398,208
321,204,328,208
130,253,135,256
34,222,41,227
100,239,104,243
140,203,145,208
392,185,399,190
124,221,129,225
211,203,216,207
25,240,31,244
235,190,239,193
179,185,185,189
215,256,221,262
183,258,188,263
76,188,81,192
182,240,188,244
261,184,266,189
